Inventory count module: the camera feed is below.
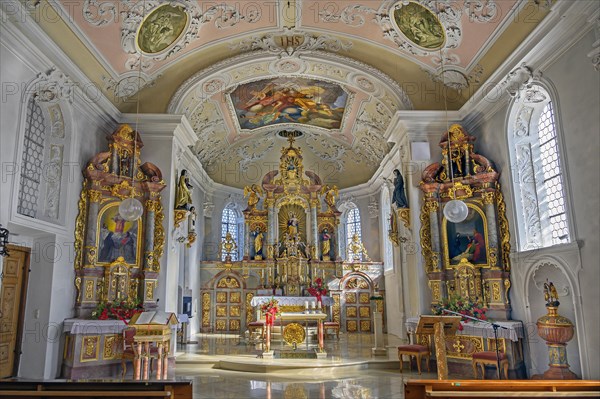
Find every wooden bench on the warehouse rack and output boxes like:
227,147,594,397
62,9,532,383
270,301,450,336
405,379,600,398
0,379,193,398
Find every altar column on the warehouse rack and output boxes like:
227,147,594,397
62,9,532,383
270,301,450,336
310,200,319,259
426,201,442,271
83,189,102,268
266,199,275,258
244,220,250,259
482,191,499,268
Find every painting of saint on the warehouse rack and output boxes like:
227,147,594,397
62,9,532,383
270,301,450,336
445,206,487,265
137,4,188,54
393,2,445,50
231,78,348,130
97,204,140,265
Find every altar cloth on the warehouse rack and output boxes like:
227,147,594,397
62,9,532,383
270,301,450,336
251,296,334,307
63,318,127,335
405,317,524,342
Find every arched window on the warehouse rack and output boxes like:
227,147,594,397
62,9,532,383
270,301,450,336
18,97,46,218
346,206,362,260
508,84,571,250
221,204,238,261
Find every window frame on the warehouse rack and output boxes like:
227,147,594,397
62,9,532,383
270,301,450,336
507,81,575,251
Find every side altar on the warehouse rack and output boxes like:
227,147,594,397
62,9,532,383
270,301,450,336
62,125,170,378
416,124,525,378
200,131,385,336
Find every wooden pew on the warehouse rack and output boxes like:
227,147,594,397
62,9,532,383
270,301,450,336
405,379,600,398
0,379,192,399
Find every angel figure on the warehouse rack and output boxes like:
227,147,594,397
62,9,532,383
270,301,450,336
320,185,339,211
243,184,263,210
347,233,370,262
549,281,559,304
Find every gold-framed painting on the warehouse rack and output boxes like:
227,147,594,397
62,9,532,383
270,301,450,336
96,202,142,266
442,203,489,268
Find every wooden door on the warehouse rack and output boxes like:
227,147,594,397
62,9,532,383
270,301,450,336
343,275,372,333
214,276,242,333
0,245,30,378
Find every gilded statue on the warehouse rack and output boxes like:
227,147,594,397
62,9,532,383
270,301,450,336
243,184,263,210
544,279,560,305
321,228,332,260
347,233,370,261
254,228,264,259
220,232,238,259
320,185,339,211
175,169,193,210
287,212,299,237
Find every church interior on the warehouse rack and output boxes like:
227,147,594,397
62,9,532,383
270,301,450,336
0,0,599,397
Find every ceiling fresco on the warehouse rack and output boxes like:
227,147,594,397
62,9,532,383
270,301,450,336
231,77,349,130
29,0,551,188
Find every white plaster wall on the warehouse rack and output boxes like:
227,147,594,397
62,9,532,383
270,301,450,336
468,30,600,379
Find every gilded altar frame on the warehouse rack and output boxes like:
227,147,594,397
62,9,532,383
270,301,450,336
73,124,166,317
418,124,512,319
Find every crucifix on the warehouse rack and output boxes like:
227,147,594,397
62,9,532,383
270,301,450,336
112,267,129,301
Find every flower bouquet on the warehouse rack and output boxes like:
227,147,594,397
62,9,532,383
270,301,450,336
307,277,328,305
260,297,280,326
91,299,144,324
431,293,487,331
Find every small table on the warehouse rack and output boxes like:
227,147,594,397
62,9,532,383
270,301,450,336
276,312,328,355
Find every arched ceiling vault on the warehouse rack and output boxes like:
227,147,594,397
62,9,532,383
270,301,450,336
30,0,551,188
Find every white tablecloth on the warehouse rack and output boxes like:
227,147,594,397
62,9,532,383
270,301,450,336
250,296,334,307
405,316,524,342
63,318,127,335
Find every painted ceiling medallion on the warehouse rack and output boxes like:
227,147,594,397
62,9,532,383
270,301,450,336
137,4,188,54
392,1,445,51
230,78,349,131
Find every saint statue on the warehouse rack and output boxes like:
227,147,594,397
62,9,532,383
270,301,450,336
254,228,264,259
321,228,332,260
287,212,299,236
175,169,193,210
392,169,408,208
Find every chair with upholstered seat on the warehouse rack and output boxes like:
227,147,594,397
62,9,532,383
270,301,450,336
472,351,509,379
398,343,431,374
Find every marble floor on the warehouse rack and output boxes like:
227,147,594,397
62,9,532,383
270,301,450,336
174,332,436,399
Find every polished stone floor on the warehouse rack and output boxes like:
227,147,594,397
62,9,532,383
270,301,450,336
175,331,436,399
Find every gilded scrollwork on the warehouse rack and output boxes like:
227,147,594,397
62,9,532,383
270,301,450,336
496,189,511,271
202,292,211,327
419,202,434,272
74,187,88,270
153,200,165,272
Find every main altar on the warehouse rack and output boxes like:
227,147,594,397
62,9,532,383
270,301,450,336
200,131,385,342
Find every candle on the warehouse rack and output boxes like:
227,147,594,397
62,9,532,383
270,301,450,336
311,301,315,309
317,301,322,309
305,300,309,309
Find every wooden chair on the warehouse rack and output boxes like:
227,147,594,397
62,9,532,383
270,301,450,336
472,351,509,379
398,333,430,374
323,321,340,339
121,327,160,378
247,321,265,340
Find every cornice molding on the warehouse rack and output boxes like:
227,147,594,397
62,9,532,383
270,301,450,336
459,0,598,129
0,0,120,126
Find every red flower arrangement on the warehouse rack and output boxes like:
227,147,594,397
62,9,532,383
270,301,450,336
91,299,144,324
431,293,487,331
260,297,280,326
307,277,328,304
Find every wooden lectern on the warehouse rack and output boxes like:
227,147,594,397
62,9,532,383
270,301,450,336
128,311,178,380
416,316,461,380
